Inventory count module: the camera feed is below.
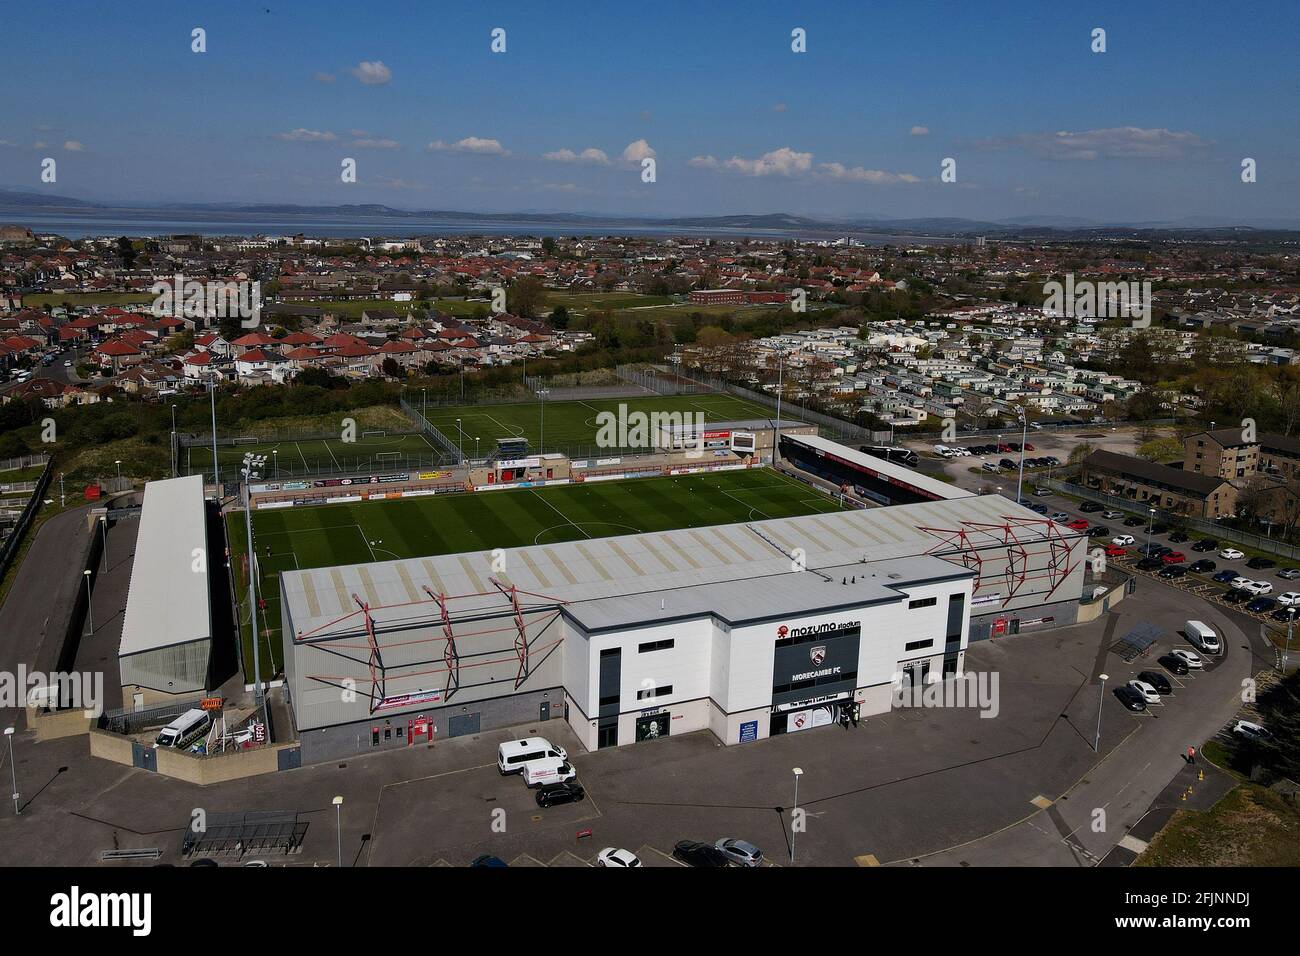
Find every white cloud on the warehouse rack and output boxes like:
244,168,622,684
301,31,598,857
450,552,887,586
687,155,720,169
350,60,392,85
622,139,656,163
277,128,337,142
909,125,930,136
543,147,610,165
351,137,401,150
978,126,1208,161
427,136,509,155
314,72,336,84
723,147,813,177
62,140,85,152
818,163,920,184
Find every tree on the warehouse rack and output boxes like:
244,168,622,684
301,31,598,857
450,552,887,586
380,357,403,379
548,305,569,330
506,275,545,318
1068,441,1097,465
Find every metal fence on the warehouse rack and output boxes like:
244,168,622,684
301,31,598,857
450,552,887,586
400,396,466,460
0,453,50,473
614,364,719,396
0,458,52,585
100,697,206,735
1045,477,1300,561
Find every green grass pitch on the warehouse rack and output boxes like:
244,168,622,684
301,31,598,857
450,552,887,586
227,468,843,675
186,431,441,479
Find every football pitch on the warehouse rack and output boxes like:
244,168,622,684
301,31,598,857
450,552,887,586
228,468,844,673
185,431,441,479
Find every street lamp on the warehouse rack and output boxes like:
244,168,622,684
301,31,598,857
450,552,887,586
455,418,464,463
333,796,344,868
1015,408,1028,505
114,459,122,480
170,404,178,478
4,727,17,816
272,449,278,479
242,454,267,731
774,353,784,466
1094,673,1109,752
475,437,480,462
537,389,550,453
82,569,93,636
790,767,804,863
99,515,108,572
1146,508,1156,554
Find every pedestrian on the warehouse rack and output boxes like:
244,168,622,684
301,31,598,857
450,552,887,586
1186,745,1196,765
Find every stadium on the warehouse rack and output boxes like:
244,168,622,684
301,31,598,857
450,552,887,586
133,391,1087,763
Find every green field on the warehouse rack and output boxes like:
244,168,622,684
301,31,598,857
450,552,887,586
228,468,843,674
185,430,442,479
418,392,782,456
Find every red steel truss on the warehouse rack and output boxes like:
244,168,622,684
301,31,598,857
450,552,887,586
917,515,1079,607
296,582,569,712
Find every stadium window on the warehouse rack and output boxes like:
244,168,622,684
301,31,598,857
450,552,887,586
599,694,619,707
600,648,621,659
636,685,673,700
638,639,675,653
905,639,934,652
908,597,937,609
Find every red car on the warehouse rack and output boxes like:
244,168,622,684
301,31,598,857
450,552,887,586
1161,551,1186,564
1066,518,1090,531
1104,544,1127,557
997,443,1012,453
1023,442,1035,451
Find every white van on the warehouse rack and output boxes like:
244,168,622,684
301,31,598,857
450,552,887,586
154,709,212,750
26,684,61,711
521,757,576,788
497,737,568,775
1185,620,1221,654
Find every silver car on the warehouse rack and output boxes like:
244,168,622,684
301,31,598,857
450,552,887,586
714,838,763,867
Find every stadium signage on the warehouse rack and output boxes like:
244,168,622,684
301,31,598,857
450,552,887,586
498,457,540,469
375,688,443,711
781,620,861,639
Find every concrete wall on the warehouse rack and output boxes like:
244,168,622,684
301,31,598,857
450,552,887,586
89,728,300,783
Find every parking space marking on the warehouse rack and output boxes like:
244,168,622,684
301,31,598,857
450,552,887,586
855,854,880,867
1030,795,1054,809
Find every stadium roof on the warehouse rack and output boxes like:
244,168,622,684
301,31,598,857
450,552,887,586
783,432,975,502
120,475,212,656
281,491,1064,642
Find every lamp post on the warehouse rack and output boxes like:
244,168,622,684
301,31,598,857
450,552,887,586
170,404,177,478
99,515,108,572
1015,408,1028,505
475,437,480,462
537,389,550,453
774,352,784,466
210,375,220,489
790,767,803,864
455,417,464,464
332,795,344,868
5,727,18,816
114,459,122,480
242,454,267,731
1094,673,1109,752
272,449,278,480
82,569,94,637
1146,507,1156,554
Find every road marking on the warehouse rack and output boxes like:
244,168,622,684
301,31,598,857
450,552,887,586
855,854,880,867
1030,795,1054,809
1119,834,1149,853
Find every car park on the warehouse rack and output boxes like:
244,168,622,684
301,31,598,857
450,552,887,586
1127,679,1160,704
1158,564,1187,579
1137,670,1172,695
1191,538,1219,552
1159,654,1190,675
1112,534,1135,546
1115,685,1148,711
535,781,586,807
1188,559,1216,573
1170,649,1203,669
1246,596,1276,613
714,838,764,867
1220,548,1245,560
673,840,731,867
596,847,642,868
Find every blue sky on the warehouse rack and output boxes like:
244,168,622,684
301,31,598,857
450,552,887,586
3,0,1298,223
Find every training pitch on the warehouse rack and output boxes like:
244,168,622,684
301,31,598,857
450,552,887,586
228,468,844,670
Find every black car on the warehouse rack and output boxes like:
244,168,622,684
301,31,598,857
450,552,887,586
1136,557,1163,571
1150,523,1170,535
1222,588,1250,604
1159,653,1190,675
1115,685,1148,711
1247,596,1277,613
999,458,1016,470
535,782,586,808
1188,559,1216,573
1158,564,1187,579
1191,538,1219,552
1137,670,1172,695
673,840,731,867
1139,544,1169,557
1079,502,1103,513
1272,606,1300,623
1247,556,1276,570
1088,525,1110,538
469,855,509,867
1123,516,1146,527
1168,531,1190,543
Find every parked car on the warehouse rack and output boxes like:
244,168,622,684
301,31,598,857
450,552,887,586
1051,512,1070,522
1158,564,1187,579
1136,557,1163,571
1123,516,1146,527
1170,649,1203,669
1033,487,1051,496
1271,606,1299,623
999,458,1017,470
1191,538,1219,552
1277,591,1300,607
1246,596,1277,613
596,847,642,868
1066,518,1090,531
1088,525,1110,538
1150,523,1170,535
1220,548,1245,560
1127,679,1161,704
1168,531,1190,543
714,838,764,867
1212,569,1238,583
1247,556,1276,570
1100,510,1123,520
1104,544,1128,557
1161,551,1186,564
470,855,509,867
1277,567,1300,580
1137,670,1172,695
673,840,730,867
1159,654,1190,675
1115,685,1148,711
535,781,586,807
1188,559,1216,573
1112,534,1135,546
1233,720,1273,742
1079,502,1103,513
1230,575,1252,589
1244,580,1274,596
